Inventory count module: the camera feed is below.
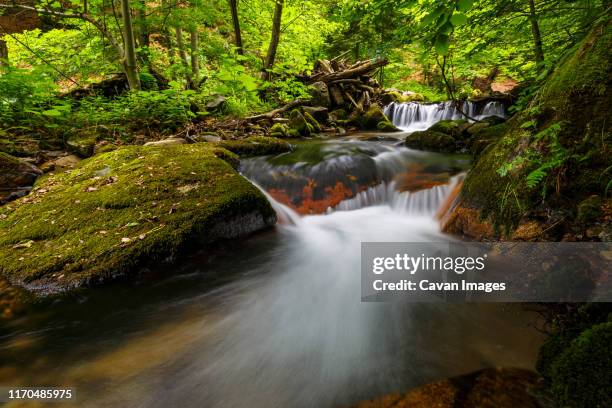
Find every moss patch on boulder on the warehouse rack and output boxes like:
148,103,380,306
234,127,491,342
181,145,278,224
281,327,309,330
269,123,288,138
217,136,292,157
428,119,468,138
0,144,276,295
405,130,456,153
288,109,312,137
448,19,611,235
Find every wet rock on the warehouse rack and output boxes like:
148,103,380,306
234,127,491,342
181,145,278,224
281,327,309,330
377,120,400,132
144,138,187,147
512,220,545,241
0,152,43,204
303,106,329,123
481,115,507,126
351,368,542,408
405,130,457,153
309,81,331,108
442,205,496,240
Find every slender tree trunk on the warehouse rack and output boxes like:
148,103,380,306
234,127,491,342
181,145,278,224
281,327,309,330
137,0,149,64
175,27,193,87
261,0,284,81
120,0,141,90
0,39,8,68
190,28,200,83
229,0,243,55
528,0,545,70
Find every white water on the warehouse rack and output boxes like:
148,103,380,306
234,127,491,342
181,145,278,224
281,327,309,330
384,100,506,132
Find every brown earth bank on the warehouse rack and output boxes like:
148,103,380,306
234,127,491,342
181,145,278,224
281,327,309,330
350,368,547,408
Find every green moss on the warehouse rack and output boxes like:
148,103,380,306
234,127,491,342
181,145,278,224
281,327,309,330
550,322,612,408
428,119,468,137
405,130,456,153
360,105,388,129
269,123,288,138
217,136,292,157
288,109,311,137
66,134,97,158
0,144,275,293
377,120,400,132
468,123,509,158
577,195,602,224
303,112,321,133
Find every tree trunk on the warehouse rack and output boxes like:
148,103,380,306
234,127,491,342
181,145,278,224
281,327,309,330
261,0,284,81
528,0,545,70
190,28,200,82
0,39,8,68
120,0,141,90
229,0,243,55
137,0,149,64
175,26,193,87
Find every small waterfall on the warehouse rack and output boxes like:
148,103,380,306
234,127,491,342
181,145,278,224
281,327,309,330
329,174,463,216
384,100,506,132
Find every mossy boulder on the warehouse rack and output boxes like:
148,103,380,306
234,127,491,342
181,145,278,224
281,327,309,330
576,195,602,224
468,123,509,158
550,322,612,408
0,135,41,157
0,144,276,294
269,123,288,138
377,120,400,132
303,111,321,133
405,130,457,153
66,135,96,158
303,106,329,123
288,109,312,137
428,119,469,138
217,136,292,157
446,19,612,235
354,104,397,131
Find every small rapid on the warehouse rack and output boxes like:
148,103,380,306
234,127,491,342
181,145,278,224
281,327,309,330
384,100,506,132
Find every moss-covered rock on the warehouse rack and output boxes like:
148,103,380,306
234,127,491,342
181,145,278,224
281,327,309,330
66,135,96,158
576,195,602,224
0,135,41,157
428,119,468,138
377,120,400,132
303,111,321,133
550,322,612,408
288,109,312,137
269,123,288,138
360,105,388,129
217,136,292,157
468,123,509,158
405,130,457,153
0,144,276,295
446,19,612,235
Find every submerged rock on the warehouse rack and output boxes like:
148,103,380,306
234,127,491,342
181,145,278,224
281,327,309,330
0,152,42,204
0,144,276,295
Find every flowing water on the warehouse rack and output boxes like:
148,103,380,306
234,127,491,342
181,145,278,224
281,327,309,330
384,100,507,132
0,134,543,408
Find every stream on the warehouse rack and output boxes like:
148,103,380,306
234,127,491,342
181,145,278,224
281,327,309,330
0,104,544,408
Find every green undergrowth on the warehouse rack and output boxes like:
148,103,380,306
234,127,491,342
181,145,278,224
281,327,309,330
0,144,275,292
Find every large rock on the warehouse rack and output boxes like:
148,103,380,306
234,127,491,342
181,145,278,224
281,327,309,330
302,106,329,123
405,130,457,153
0,144,276,295
428,119,469,138
356,104,399,131
309,82,331,108
445,20,611,236
66,136,96,158
288,109,313,137
0,152,42,204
